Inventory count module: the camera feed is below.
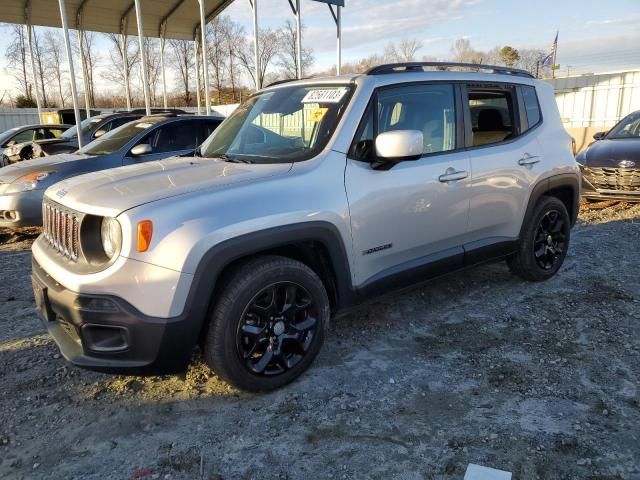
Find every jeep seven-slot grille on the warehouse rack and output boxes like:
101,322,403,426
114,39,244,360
42,201,79,260
583,167,640,192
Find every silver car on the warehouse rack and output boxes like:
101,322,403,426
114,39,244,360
31,63,580,391
0,114,222,227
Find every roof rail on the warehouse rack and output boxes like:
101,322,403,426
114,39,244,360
365,62,535,78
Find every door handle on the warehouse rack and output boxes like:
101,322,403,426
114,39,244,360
439,168,468,182
518,153,541,166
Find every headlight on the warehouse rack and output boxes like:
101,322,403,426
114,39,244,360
10,171,52,192
100,217,122,259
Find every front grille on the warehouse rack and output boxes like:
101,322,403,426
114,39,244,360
583,167,640,192
42,201,80,260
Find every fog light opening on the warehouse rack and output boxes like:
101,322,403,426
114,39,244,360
81,324,128,353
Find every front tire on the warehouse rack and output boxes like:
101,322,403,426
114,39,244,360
508,196,571,282
204,255,330,392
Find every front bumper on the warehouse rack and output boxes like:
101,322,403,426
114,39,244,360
0,189,45,227
581,167,640,202
31,258,198,374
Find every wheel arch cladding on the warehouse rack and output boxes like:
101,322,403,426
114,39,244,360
520,173,580,239
185,222,355,345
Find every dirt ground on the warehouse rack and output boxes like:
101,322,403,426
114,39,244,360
1,201,639,480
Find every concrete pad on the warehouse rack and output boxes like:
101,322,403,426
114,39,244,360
464,464,512,480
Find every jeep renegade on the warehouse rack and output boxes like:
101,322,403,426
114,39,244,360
31,63,580,392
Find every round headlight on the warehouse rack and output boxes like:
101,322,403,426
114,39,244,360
100,217,122,259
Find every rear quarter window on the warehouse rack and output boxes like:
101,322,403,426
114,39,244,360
521,86,542,129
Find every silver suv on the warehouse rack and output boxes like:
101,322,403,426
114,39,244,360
31,63,580,392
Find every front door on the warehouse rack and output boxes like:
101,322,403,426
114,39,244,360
123,120,201,166
345,82,471,288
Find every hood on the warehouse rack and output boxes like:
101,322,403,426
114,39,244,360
0,153,91,183
47,156,293,217
583,138,640,167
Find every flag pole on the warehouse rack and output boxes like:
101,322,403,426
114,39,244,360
552,30,558,79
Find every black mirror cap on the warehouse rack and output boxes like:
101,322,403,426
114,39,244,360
593,131,607,141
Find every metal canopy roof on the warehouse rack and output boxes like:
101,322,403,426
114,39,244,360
1,0,234,40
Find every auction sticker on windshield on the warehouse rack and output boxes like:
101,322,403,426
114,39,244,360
302,87,349,104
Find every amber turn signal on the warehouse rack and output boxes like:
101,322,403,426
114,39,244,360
137,220,153,252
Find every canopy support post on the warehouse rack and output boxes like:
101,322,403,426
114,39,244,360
194,37,201,114
134,0,151,115
25,2,43,122
76,29,92,119
198,0,210,115
58,0,83,148
295,0,302,78
249,0,260,89
160,24,168,110
328,4,341,75
120,17,132,111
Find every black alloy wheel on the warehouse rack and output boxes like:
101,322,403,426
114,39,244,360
237,282,318,376
507,195,571,282
533,209,567,270
205,255,329,392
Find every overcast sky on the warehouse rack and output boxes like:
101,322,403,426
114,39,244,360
1,0,639,99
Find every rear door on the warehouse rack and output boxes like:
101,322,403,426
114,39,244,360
123,120,201,165
463,83,545,244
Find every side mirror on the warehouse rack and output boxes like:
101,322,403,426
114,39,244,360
130,144,152,156
94,129,107,139
375,130,423,161
593,131,606,141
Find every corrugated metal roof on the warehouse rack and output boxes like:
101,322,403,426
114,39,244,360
1,0,234,40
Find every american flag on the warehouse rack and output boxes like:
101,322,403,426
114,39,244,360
541,31,558,67
542,32,559,67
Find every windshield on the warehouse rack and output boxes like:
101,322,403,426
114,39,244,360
608,112,640,139
0,127,20,146
79,119,159,156
61,117,104,139
199,84,353,163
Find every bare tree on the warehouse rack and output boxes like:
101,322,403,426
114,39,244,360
169,39,194,106
235,28,282,89
5,24,32,100
207,16,230,104
516,48,547,76
74,31,99,105
384,38,423,62
450,38,483,64
43,30,68,107
30,27,49,107
275,19,314,80
224,20,245,102
141,38,162,106
102,33,139,108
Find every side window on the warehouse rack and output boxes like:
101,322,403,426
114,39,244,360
11,129,34,144
202,120,221,143
350,83,457,161
97,117,133,137
151,121,199,154
47,128,66,138
521,86,542,129
467,87,517,147
34,128,48,140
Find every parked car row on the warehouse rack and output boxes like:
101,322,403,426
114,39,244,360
0,113,223,227
1,68,637,392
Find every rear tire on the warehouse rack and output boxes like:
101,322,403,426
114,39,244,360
204,255,330,392
508,196,571,282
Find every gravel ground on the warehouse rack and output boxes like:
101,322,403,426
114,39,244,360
1,201,639,480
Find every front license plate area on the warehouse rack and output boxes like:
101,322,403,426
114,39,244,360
32,277,53,322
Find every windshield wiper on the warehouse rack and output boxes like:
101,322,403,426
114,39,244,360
208,153,253,164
